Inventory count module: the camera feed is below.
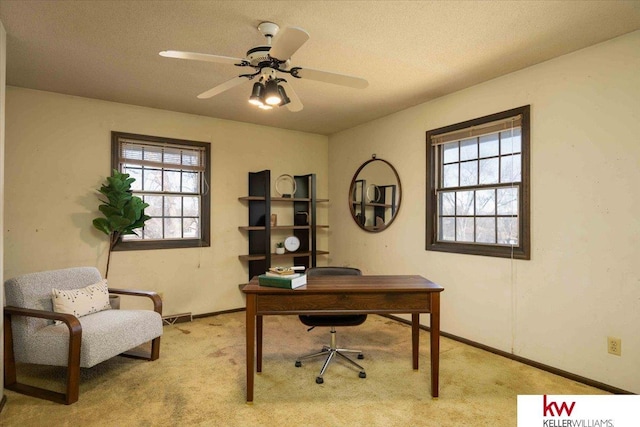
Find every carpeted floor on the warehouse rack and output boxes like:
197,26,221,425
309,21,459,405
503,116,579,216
0,311,606,426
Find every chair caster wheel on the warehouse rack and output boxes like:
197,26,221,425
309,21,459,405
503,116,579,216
359,371,366,379
357,353,364,359
316,377,324,384
295,361,302,368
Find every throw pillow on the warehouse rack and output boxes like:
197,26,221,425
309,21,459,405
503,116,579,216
52,279,112,323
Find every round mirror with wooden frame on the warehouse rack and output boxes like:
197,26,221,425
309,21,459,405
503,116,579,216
349,155,402,232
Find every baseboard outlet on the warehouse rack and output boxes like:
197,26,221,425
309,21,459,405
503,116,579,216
162,312,193,325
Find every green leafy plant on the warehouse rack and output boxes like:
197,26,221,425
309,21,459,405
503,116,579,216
276,242,284,248
93,170,151,278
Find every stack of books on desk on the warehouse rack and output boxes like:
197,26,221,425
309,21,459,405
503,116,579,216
258,267,307,289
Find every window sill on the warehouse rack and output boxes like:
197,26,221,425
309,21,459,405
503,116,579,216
426,241,530,260
112,239,210,251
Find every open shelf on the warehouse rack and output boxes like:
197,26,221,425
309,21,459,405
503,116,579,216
238,225,329,231
238,250,330,262
239,196,329,203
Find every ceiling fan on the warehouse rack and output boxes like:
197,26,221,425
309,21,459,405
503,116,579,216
159,22,368,112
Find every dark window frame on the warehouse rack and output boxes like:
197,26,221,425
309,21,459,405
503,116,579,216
111,131,211,251
426,105,530,259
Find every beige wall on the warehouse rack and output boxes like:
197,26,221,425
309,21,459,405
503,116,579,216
328,31,640,393
3,88,328,316
1,19,7,405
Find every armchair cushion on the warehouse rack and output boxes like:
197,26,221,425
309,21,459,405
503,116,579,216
52,279,111,324
23,309,162,367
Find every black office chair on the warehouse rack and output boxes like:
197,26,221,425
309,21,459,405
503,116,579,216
295,267,367,384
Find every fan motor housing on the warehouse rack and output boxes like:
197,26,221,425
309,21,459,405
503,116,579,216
246,46,271,66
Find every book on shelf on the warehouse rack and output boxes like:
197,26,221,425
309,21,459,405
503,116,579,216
268,267,296,275
258,273,307,289
269,266,306,273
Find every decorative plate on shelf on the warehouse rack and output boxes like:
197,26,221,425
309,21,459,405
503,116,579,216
366,184,380,203
275,174,297,198
284,235,300,252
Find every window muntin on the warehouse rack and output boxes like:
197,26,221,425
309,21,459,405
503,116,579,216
426,106,530,259
111,132,210,250
437,129,521,246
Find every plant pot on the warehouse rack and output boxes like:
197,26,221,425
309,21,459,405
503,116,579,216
275,247,285,255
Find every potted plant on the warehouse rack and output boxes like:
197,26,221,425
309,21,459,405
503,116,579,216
92,169,151,278
275,242,285,255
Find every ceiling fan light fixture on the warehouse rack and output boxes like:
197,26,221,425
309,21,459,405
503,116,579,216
248,82,265,106
264,79,282,105
277,85,291,106
161,22,368,114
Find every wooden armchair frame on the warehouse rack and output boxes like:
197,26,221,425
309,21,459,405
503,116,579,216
3,289,162,405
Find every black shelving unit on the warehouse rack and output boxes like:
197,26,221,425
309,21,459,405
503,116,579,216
373,184,397,223
247,170,271,281
239,171,328,282
351,181,396,229
352,179,366,226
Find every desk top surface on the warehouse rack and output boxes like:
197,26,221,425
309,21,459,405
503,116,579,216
242,274,444,294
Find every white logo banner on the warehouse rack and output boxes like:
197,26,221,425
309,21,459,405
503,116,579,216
518,395,640,427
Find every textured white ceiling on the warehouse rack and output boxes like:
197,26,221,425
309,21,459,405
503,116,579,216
1,1,639,135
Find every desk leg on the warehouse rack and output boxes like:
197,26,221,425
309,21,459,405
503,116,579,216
411,313,419,370
256,315,263,373
246,294,256,403
430,292,441,398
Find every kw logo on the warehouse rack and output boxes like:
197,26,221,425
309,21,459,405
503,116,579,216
543,395,576,417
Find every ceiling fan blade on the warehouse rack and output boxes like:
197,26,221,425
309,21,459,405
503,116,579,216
197,76,248,99
160,50,245,66
269,27,310,61
280,80,303,112
294,67,369,89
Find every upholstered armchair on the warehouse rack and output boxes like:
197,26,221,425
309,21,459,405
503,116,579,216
3,266,163,404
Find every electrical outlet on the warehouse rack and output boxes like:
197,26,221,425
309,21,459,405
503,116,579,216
607,336,621,356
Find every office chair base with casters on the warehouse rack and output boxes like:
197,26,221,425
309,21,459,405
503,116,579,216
295,326,366,384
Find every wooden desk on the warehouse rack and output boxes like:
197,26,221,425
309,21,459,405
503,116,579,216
242,275,444,402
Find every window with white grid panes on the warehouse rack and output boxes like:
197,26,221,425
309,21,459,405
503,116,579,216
111,132,210,250
426,106,530,259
